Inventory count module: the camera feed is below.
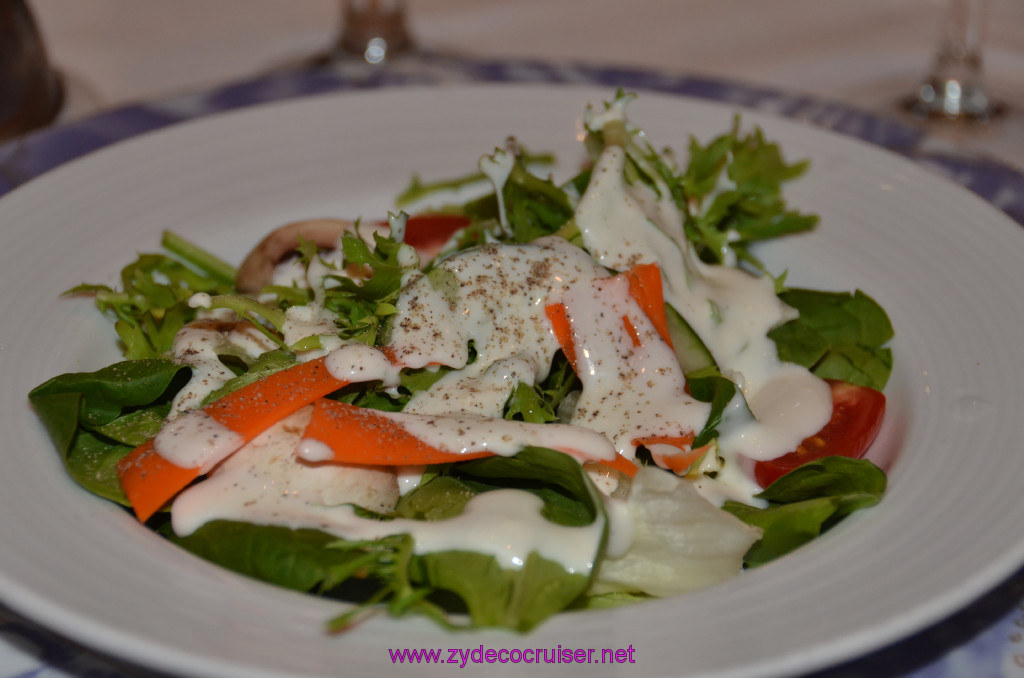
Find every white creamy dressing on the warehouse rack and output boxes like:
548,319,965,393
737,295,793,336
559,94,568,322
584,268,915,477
171,408,399,535
479,148,515,234
560,273,709,457
155,410,245,474
405,355,536,418
387,237,603,393
574,104,832,502
385,236,707,466
280,304,345,359
323,341,403,388
172,409,602,573
167,319,278,416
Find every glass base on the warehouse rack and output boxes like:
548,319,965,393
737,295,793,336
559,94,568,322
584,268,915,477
903,78,1006,122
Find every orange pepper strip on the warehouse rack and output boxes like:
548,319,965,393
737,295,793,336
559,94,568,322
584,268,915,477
635,434,706,474
116,441,201,525
544,302,577,372
302,399,494,466
623,262,674,349
593,452,640,479
116,356,350,523
621,315,642,348
302,399,638,478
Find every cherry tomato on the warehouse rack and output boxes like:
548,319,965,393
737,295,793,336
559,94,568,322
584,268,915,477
753,380,886,488
402,215,471,259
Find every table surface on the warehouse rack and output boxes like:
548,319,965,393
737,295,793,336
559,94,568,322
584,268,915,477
4,2,1024,676
27,0,1024,169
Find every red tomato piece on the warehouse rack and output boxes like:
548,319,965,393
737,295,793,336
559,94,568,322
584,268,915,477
401,215,471,259
753,380,886,488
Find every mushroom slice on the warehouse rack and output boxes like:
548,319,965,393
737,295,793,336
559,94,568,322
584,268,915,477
236,218,384,293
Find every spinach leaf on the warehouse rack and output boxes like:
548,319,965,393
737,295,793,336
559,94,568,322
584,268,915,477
168,520,389,593
769,288,894,389
723,456,886,567
171,448,604,632
403,448,605,630
395,475,477,521
29,358,190,504
410,550,590,632
452,447,603,526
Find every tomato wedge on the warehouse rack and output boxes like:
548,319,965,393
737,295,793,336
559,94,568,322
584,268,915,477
753,380,886,488
401,215,471,260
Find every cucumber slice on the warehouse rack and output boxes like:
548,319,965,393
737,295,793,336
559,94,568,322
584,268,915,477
664,303,756,447
665,303,716,372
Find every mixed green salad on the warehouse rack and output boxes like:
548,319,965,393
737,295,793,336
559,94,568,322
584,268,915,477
29,91,892,632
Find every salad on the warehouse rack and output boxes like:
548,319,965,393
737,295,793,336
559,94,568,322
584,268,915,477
29,91,892,632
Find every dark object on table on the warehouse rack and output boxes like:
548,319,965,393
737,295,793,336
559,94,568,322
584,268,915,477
0,0,64,142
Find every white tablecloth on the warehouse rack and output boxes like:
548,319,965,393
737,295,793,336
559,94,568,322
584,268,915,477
28,0,1024,168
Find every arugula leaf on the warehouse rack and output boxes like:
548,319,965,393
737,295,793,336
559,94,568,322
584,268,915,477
160,230,236,286
723,456,886,567
682,122,818,266
769,288,894,389
65,235,236,359
503,158,575,242
325,230,418,345
394,148,556,209
504,354,579,424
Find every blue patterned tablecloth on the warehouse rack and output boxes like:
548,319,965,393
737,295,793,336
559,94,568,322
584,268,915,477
2,53,1023,678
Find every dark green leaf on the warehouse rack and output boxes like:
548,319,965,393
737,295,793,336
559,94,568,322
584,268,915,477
770,289,894,389
685,367,737,447
723,457,886,567
29,359,189,504
29,359,187,427
410,550,590,632
169,520,390,593
395,476,478,521
454,447,602,526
